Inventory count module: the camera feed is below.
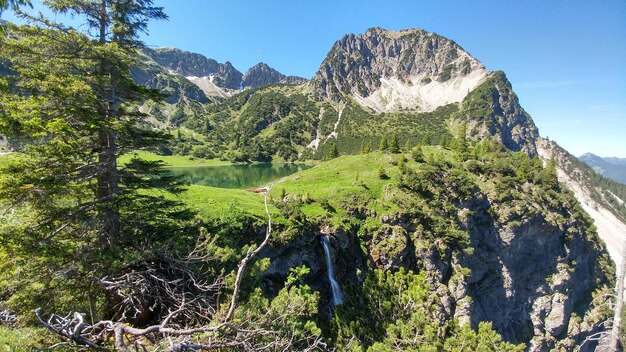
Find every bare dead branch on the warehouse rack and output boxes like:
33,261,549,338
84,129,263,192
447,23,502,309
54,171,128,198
224,185,273,322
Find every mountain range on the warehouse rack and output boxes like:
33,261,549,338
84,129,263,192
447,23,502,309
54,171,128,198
131,47,307,104
579,153,626,185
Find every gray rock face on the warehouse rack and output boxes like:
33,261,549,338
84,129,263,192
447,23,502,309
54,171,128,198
460,71,540,156
312,27,487,109
242,63,307,89
139,48,307,95
143,47,222,77
141,47,243,90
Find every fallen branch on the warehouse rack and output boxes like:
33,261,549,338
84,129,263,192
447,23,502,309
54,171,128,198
224,185,273,322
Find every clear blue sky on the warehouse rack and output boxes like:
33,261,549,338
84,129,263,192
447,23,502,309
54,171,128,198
4,0,626,157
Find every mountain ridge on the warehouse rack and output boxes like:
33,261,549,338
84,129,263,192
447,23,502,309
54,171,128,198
130,47,309,106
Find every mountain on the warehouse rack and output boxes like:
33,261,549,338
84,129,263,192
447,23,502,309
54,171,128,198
579,152,626,185
142,47,243,89
134,47,308,103
312,27,488,113
179,28,538,162
604,157,626,166
161,27,625,349
242,62,307,89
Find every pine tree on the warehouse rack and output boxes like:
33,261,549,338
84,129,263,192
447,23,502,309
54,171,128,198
360,142,371,154
0,1,194,318
403,140,412,152
43,0,168,243
328,141,339,159
0,0,30,17
389,132,400,153
455,121,470,160
379,135,388,151
412,145,424,162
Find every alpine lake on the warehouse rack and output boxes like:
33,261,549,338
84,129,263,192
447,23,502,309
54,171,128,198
166,163,311,189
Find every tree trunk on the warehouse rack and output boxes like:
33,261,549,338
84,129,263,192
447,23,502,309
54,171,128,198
94,0,120,244
97,126,120,244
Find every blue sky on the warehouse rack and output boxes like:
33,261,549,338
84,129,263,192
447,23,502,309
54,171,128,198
4,0,626,157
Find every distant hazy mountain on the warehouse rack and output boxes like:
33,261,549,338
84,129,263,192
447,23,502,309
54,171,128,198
579,153,626,184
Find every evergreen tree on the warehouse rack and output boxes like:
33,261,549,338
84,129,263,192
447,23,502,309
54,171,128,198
360,141,372,154
0,0,30,17
440,134,450,148
389,132,400,153
455,121,470,160
412,145,424,162
379,135,388,151
403,139,412,152
327,141,339,159
0,1,194,318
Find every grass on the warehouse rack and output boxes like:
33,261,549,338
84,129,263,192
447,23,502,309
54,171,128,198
178,184,273,219
268,150,438,221
118,151,231,167
0,327,65,351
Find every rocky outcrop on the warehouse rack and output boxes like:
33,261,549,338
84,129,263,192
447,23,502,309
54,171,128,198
312,27,488,112
459,71,539,156
243,63,307,89
460,200,606,349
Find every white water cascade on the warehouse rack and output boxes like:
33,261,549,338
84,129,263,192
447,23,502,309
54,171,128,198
320,236,344,306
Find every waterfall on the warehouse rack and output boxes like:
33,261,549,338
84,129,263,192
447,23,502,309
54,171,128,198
320,236,344,306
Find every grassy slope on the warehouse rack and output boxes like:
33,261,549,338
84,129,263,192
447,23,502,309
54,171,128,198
179,185,270,219
270,148,449,220
118,151,231,167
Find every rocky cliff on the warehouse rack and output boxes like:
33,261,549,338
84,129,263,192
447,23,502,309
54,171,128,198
457,71,539,156
538,138,626,270
253,151,614,351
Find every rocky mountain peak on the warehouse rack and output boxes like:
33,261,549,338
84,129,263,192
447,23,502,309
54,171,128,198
312,27,489,113
144,47,222,77
243,62,308,89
